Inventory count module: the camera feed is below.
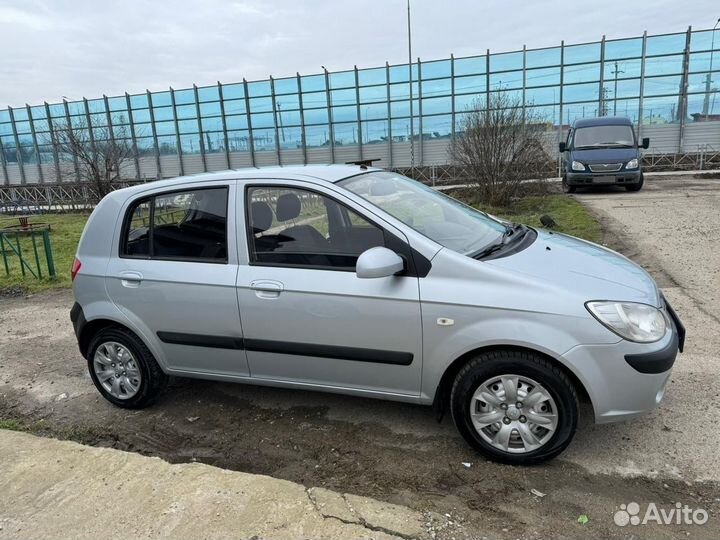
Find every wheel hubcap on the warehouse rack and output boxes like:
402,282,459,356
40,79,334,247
93,341,141,400
470,374,558,454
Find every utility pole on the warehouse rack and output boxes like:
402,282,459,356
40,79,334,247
702,18,720,116
611,61,624,116
600,87,610,116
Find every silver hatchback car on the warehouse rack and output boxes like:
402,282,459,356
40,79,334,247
71,165,684,464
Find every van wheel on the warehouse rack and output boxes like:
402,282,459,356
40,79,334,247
87,326,168,409
450,350,578,464
625,174,644,192
562,176,576,193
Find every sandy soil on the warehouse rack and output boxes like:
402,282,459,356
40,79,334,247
1,173,719,539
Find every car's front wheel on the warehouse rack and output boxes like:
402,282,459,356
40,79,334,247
450,349,578,464
625,174,644,192
562,176,576,194
87,326,168,409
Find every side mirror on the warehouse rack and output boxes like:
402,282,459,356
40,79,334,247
641,137,650,150
356,247,405,279
559,142,567,153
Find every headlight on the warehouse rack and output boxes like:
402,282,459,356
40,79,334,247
586,301,666,343
626,158,639,169
571,161,585,172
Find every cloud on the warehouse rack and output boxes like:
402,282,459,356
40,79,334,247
0,5,53,31
0,0,717,108
228,1,276,17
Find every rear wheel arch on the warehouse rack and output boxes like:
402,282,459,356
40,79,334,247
433,344,591,420
79,318,151,361
86,324,169,408
79,318,118,358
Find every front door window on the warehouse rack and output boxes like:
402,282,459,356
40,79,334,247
247,186,386,270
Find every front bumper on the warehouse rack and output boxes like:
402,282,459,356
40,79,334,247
566,169,641,186
562,300,683,424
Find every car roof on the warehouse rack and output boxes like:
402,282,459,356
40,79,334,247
109,164,380,200
573,116,633,128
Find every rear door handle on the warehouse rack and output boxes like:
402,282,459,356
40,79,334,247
250,279,284,298
120,271,143,288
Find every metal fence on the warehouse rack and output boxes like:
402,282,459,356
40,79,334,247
0,225,56,279
1,25,720,186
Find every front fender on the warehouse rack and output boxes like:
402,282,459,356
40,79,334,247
419,303,620,408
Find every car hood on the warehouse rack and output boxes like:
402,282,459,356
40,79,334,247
571,147,637,163
486,230,660,306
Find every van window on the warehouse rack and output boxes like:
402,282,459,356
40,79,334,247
247,186,385,270
573,125,635,149
122,187,228,262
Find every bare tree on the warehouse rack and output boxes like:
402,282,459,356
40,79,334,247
51,115,136,201
450,92,553,206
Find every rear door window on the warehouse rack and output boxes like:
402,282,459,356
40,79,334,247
122,187,228,262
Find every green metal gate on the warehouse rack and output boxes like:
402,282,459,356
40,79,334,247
0,226,56,280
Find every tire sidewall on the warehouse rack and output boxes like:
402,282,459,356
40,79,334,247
562,176,575,193
87,327,155,408
626,173,644,192
451,355,578,464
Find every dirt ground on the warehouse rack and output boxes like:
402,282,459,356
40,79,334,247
1,174,719,539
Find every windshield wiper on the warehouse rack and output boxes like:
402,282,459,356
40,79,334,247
470,223,526,260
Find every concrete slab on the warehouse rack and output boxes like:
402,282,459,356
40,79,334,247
0,429,441,540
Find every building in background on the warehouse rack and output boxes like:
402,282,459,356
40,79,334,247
1,25,719,186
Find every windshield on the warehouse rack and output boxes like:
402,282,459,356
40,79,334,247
573,125,635,149
338,171,506,255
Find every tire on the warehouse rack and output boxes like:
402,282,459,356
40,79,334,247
87,325,168,409
450,349,578,465
625,174,644,192
562,176,576,194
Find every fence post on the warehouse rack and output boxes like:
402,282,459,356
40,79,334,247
557,40,565,177
63,100,82,182
14,235,25,277
26,104,44,184
42,229,56,277
0,234,9,275
242,79,257,167
8,107,27,185
296,73,308,165
0,138,9,186
30,232,42,278
217,82,232,169
169,87,185,176
44,102,62,184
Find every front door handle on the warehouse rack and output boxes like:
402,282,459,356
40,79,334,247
250,280,284,299
120,271,143,288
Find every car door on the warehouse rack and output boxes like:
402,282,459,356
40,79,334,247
106,181,250,377
235,180,423,397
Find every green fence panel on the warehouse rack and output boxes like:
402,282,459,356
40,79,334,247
0,228,56,280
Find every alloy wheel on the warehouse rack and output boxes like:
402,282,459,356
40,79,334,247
470,374,558,454
93,341,142,400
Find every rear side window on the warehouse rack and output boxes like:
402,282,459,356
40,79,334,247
122,187,228,262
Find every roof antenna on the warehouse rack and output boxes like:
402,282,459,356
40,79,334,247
345,158,381,170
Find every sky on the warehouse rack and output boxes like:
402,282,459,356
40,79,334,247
1,0,719,108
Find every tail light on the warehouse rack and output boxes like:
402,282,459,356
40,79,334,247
71,258,82,281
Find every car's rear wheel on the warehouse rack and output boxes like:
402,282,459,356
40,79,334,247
450,349,578,464
562,176,576,193
625,174,644,192
87,326,168,409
